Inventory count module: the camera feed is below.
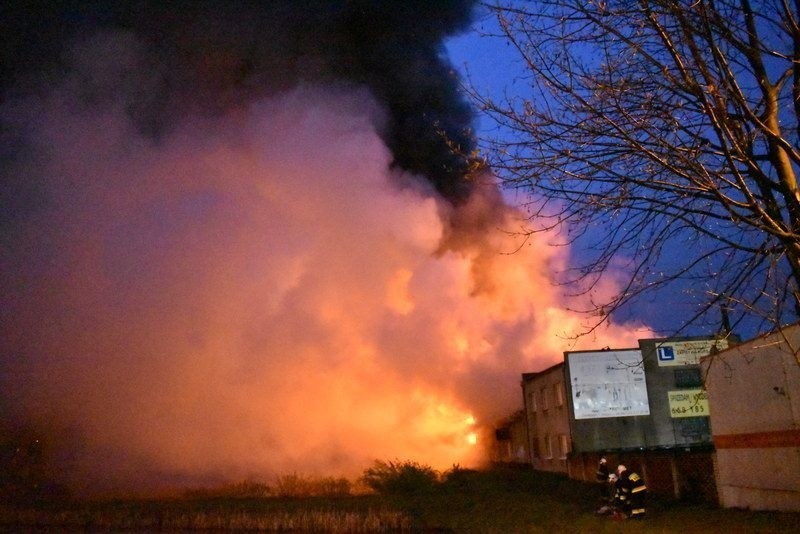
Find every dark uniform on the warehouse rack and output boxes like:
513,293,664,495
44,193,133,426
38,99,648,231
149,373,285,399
595,457,610,501
614,466,647,518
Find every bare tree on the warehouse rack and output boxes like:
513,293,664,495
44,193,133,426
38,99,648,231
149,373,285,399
470,0,800,340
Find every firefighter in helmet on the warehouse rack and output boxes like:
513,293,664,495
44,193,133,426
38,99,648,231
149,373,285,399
595,455,611,501
614,464,647,518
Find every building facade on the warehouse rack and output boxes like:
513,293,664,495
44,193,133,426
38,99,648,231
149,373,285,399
519,336,728,500
492,410,529,465
521,363,571,473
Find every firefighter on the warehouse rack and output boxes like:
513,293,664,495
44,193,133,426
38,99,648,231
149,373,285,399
595,456,611,501
614,464,647,518
594,473,618,515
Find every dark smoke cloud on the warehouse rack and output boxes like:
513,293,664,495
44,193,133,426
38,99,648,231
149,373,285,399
1,0,477,201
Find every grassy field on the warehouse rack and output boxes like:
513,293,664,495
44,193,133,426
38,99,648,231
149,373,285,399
2,467,798,532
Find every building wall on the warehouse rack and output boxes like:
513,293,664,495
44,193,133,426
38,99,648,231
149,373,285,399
565,348,652,453
560,338,722,500
522,364,571,474
566,339,724,453
702,325,800,512
520,336,724,500
638,337,725,447
567,449,717,500
508,412,529,464
492,411,529,465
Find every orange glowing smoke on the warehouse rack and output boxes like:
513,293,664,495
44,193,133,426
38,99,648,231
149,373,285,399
0,48,646,496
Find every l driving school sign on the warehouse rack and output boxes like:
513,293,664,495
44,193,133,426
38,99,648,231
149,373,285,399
656,339,728,366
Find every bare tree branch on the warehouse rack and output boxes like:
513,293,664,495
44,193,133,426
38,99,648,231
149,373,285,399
470,0,800,341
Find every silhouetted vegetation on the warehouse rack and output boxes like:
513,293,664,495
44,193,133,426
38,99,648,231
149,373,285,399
360,460,440,494
2,465,799,532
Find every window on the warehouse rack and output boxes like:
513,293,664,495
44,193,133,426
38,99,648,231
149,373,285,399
679,417,710,438
495,428,511,440
541,387,549,410
674,368,702,388
558,434,570,459
554,382,564,407
531,434,540,459
543,434,553,459
529,390,538,412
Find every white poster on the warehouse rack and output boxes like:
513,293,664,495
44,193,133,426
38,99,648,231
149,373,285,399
568,350,650,419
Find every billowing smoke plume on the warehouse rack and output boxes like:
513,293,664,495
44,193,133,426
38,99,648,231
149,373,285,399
1,2,646,496
1,0,477,201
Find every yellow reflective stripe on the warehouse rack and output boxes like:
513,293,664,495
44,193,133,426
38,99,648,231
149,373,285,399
631,508,646,515
632,485,647,493
629,474,640,482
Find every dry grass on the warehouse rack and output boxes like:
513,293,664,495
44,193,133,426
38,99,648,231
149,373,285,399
0,498,411,532
3,467,800,532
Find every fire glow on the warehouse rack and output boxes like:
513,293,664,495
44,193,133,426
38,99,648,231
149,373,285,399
0,35,644,497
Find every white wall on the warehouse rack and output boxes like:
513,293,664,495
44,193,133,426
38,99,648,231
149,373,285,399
702,325,800,511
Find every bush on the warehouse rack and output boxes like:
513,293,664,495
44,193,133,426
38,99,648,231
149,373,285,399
440,464,482,492
360,460,439,494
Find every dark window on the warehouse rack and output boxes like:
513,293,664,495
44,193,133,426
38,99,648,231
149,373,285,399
679,417,710,438
495,428,511,440
674,368,702,388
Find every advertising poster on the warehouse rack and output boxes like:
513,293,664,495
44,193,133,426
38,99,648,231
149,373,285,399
667,389,710,418
568,350,650,419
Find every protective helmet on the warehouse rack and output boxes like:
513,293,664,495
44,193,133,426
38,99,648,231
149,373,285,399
617,464,627,473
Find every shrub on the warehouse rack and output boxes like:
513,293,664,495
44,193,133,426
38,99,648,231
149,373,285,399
440,464,482,492
360,460,439,494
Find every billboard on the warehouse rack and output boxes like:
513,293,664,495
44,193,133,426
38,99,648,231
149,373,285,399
656,338,728,366
568,350,650,419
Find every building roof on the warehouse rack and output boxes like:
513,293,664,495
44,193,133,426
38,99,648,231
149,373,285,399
699,321,799,363
521,361,564,381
